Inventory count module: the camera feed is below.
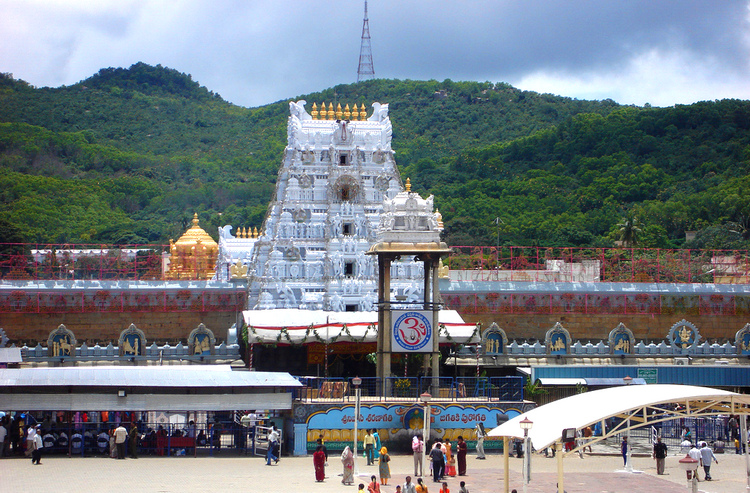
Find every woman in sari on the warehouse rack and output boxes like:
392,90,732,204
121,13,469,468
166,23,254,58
456,436,468,476
378,446,391,485
372,429,381,459
341,446,355,485
314,445,326,482
415,477,429,493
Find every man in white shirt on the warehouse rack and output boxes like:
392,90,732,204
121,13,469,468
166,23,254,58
688,444,703,481
26,424,37,457
403,476,417,493
114,424,128,459
31,425,43,465
412,434,423,477
266,423,280,465
475,423,486,459
699,442,718,480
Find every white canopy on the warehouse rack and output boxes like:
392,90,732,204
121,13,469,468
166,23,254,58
243,308,479,345
488,384,750,451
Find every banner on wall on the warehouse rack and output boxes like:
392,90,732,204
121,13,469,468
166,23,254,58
391,310,433,353
305,403,521,444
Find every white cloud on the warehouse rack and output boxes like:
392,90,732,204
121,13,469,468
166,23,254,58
513,47,750,107
2,0,750,107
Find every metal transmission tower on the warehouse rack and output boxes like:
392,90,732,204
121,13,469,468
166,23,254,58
357,0,375,82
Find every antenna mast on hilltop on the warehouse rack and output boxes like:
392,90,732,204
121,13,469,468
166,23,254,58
357,0,375,82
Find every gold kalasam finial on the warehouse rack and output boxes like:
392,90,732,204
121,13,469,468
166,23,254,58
336,103,343,120
192,213,200,226
327,103,335,120
243,227,248,238
360,103,367,120
351,104,359,120
253,226,259,238
405,178,411,192
435,208,444,228
344,104,351,120
311,102,318,119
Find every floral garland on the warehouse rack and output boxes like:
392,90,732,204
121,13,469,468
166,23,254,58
244,322,378,346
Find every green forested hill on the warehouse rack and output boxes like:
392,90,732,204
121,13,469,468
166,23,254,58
0,63,749,249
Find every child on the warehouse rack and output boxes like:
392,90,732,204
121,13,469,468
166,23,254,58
439,482,450,493
395,486,402,493
459,481,469,493
359,484,366,493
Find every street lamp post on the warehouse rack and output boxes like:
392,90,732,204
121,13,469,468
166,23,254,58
519,417,534,493
679,454,699,493
623,376,633,472
421,392,432,479
353,376,362,476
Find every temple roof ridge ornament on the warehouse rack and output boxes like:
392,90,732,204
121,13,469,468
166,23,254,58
371,178,447,250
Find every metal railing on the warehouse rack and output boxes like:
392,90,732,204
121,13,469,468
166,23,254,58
446,246,750,284
2,243,749,285
293,376,524,402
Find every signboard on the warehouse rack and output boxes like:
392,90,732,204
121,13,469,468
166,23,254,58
637,368,658,384
392,310,433,353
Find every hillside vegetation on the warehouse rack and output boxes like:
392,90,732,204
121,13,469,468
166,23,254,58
0,63,748,250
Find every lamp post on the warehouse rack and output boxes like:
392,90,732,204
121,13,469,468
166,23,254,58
678,454,699,493
519,417,533,493
353,376,362,476
623,376,633,472
421,392,432,479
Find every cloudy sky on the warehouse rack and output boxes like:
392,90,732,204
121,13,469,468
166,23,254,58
2,0,750,108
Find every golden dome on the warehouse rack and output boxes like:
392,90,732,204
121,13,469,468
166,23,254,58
166,213,218,280
174,213,218,249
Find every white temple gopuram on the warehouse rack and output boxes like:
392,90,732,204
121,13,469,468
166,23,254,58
217,101,434,312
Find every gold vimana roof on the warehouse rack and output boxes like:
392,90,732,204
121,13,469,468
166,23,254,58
173,213,218,249
166,213,218,280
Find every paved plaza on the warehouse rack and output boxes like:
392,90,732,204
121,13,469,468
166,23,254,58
2,441,749,493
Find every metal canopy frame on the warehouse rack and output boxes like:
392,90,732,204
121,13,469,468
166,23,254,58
569,395,750,455
488,384,750,493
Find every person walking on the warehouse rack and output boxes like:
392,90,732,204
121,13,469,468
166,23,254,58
456,435,468,476
379,446,391,485
653,436,668,475
688,443,703,481
699,442,718,480
364,430,376,466
25,423,37,458
266,423,280,465
621,436,628,467
430,441,445,483
30,425,43,465
474,423,486,459
313,444,326,482
341,446,355,485
583,426,593,454
412,434,424,477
